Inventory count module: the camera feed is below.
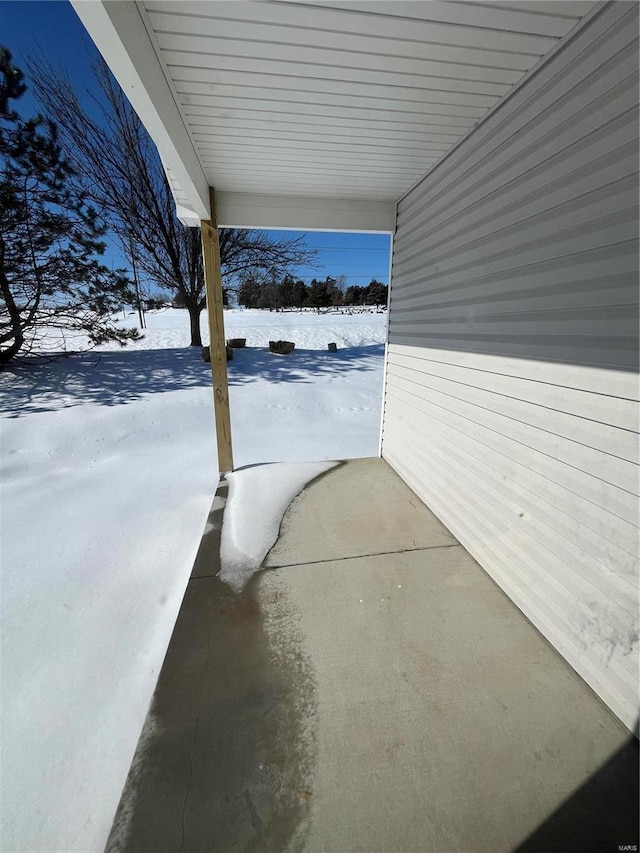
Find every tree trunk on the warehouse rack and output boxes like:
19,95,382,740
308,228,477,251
0,333,24,366
188,304,203,347
0,265,25,365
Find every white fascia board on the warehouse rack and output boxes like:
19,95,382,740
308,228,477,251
70,0,210,221
216,193,397,233
159,158,202,225
175,205,203,228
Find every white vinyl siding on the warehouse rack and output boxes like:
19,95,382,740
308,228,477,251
382,2,639,731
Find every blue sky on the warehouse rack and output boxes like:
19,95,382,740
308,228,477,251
2,0,392,287
272,231,392,286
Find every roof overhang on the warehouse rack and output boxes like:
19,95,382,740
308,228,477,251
72,0,211,221
71,0,599,231
215,192,396,232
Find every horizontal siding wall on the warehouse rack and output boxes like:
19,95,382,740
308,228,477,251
382,1,639,731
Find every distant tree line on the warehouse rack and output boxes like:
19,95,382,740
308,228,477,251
237,274,388,311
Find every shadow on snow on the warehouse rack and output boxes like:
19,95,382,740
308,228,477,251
0,344,384,417
227,345,383,386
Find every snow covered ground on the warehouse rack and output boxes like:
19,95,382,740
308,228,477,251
0,308,386,852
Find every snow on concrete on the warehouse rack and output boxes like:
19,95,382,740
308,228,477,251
0,307,385,852
219,461,337,592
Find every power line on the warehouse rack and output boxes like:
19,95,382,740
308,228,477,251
308,276,388,281
311,246,390,252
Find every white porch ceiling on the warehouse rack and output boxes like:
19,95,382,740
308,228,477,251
72,0,598,229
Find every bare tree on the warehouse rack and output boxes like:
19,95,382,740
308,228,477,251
29,56,317,346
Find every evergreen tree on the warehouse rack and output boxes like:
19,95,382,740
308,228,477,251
306,279,331,311
344,285,364,306
237,275,261,309
0,48,138,364
366,279,389,307
291,280,308,309
257,281,282,311
280,275,296,309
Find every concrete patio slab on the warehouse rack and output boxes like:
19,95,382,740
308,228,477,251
105,458,638,853
265,457,457,568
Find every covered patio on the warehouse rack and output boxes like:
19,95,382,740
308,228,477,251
105,459,636,852
71,1,638,848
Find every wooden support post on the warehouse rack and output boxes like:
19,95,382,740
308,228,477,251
201,188,233,473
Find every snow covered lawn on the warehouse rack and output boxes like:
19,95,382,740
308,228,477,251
0,308,386,852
